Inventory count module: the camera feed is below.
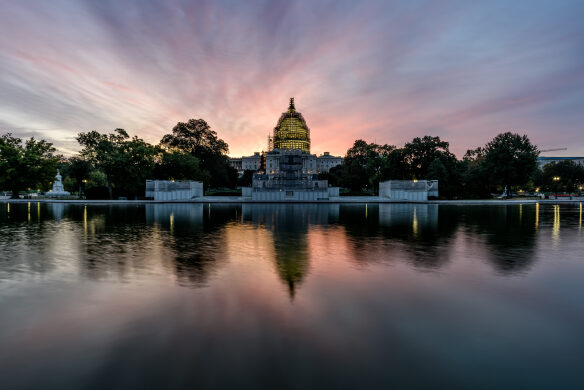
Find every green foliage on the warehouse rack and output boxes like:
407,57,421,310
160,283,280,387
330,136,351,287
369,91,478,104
333,136,460,197
402,136,461,197
155,150,207,182
77,129,159,198
427,158,448,181
535,161,584,193
62,176,77,193
481,132,538,195
160,119,237,189
403,136,456,180
86,170,108,189
60,156,92,195
0,133,59,197
331,133,536,199
84,170,109,199
379,148,409,181
334,139,395,191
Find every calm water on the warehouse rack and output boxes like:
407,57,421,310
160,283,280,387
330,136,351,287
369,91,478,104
0,202,583,389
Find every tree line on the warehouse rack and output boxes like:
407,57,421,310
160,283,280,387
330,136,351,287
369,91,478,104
326,132,583,198
2,122,583,199
0,119,237,199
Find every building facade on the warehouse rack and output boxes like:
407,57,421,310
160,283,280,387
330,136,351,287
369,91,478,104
316,152,343,173
230,98,342,176
236,98,341,200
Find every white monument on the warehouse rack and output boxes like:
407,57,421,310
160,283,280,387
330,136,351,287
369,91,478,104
46,170,71,197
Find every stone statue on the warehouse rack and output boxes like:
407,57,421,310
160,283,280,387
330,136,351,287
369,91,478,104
47,169,71,197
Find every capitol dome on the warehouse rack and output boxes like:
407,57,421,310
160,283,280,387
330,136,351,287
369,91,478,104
272,98,310,153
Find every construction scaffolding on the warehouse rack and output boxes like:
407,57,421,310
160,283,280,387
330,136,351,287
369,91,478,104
272,97,311,153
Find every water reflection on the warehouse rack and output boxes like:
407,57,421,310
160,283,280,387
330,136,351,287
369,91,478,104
552,205,561,246
339,204,456,269
460,205,538,274
242,204,340,298
0,202,581,285
1,202,584,389
147,203,232,287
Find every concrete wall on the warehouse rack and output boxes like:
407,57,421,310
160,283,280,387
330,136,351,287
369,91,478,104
242,187,252,198
379,180,438,201
328,187,340,197
251,190,329,201
145,180,203,200
387,189,428,201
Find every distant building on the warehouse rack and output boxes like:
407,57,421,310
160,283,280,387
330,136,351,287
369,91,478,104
145,180,203,201
317,152,342,173
537,157,584,168
240,98,340,201
229,157,242,172
230,98,342,176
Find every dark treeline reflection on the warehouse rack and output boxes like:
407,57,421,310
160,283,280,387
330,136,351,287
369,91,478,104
147,203,237,287
0,202,554,287
339,204,457,269
338,203,540,274
460,204,538,274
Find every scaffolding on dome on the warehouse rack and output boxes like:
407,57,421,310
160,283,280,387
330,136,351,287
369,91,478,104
272,97,311,153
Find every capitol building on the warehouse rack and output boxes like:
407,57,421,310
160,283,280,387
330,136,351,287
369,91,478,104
234,98,342,201
230,98,342,176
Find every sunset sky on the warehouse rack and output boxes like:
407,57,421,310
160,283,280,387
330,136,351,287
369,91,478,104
1,0,583,158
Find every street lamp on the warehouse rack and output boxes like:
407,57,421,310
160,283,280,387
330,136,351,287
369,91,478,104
553,176,561,198
81,179,88,199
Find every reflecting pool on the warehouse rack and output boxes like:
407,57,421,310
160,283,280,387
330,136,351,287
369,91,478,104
0,203,583,389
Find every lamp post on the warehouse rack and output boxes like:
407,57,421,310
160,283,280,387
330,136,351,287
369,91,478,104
553,176,561,198
81,179,88,199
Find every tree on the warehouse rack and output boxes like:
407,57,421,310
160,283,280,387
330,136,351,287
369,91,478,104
155,150,208,182
60,157,92,196
340,139,396,191
400,136,460,197
77,128,129,199
460,147,490,198
482,132,538,197
117,136,160,197
379,148,410,181
536,161,584,193
427,158,448,182
84,170,109,199
160,119,237,188
160,119,228,157
402,136,457,180
77,129,159,199
0,134,59,198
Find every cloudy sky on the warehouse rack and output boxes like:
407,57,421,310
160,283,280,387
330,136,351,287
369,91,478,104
1,0,582,157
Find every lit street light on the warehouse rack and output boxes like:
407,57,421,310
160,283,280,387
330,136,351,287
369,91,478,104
553,176,561,198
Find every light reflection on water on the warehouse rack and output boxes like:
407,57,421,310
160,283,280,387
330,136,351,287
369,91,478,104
0,202,583,389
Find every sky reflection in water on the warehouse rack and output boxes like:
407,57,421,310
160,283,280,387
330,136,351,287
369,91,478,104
0,203,583,389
